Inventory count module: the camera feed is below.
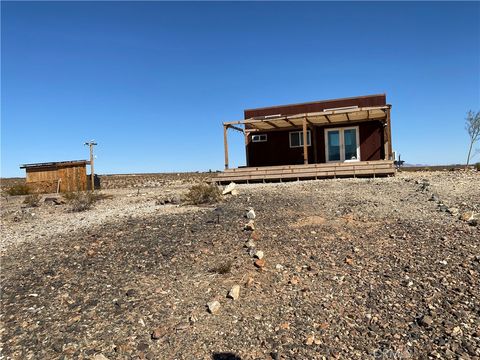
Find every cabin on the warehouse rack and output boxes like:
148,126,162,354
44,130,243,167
20,160,89,193
216,94,394,183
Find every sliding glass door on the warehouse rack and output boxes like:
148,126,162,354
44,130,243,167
325,127,360,162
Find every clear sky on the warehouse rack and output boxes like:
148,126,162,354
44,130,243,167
2,1,479,177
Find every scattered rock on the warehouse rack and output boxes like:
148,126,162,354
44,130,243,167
230,189,239,196
245,277,254,287
254,259,266,268
345,256,354,265
222,182,236,195
151,327,167,340
245,239,256,249
447,208,459,216
460,211,474,222
227,285,240,300
244,220,255,231
305,334,315,346
275,264,284,270
246,208,256,219
93,355,109,360
419,315,433,327
207,300,221,314
254,250,264,259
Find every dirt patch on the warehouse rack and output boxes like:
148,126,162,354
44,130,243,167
1,171,479,359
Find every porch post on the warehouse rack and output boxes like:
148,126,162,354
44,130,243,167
303,117,308,164
387,107,393,160
223,124,229,169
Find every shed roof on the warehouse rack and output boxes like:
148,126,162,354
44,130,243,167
20,160,89,169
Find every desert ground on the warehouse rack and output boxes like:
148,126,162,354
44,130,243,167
1,170,479,360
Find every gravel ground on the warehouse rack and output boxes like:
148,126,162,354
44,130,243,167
0,171,479,360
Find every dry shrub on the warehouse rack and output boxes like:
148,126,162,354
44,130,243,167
23,194,41,207
475,163,480,171
5,184,30,196
64,191,111,212
210,259,233,275
184,183,221,205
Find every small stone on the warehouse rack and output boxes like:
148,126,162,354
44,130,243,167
254,259,265,268
419,315,433,327
230,189,239,196
246,208,256,219
275,264,284,271
93,355,109,360
244,220,255,231
452,326,463,337
345,256,354,265
447,207,459,216
254,250,264,259
305,335,315,346
222,182,236,195
126,289,136,297
151,327,167,340
245,277,254,287
245,239,256,249
227,285,240,300
207,300,221,314
460,211,474,222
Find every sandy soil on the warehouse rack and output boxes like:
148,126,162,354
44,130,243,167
0,171,479,359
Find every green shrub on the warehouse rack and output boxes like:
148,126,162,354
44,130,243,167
5,184,30,196
23,194,41,207
184,183,221,205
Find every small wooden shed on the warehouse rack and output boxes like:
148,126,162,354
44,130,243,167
20,160,89,193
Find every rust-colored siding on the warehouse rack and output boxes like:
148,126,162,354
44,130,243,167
246,121,384,167
244,94,388,167
26,164,87,193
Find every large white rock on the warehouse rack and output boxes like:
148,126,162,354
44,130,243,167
222,182,236,195
227,285,240,300
207,300,221,314
246,209,256,219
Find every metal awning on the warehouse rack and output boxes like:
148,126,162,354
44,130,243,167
224,105,391,132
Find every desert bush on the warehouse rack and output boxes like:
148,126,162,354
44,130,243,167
475,163,480,171
184,183,221,205
64,191,112,212
23,194,41,207
5,184,30,196
210,259,233,275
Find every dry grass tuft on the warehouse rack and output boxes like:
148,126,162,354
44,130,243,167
210,259,233,275
64,191,112,212
184,183,221,205
5,184,30,196
23,194,41,207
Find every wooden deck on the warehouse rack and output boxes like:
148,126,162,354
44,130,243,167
215,160,395,183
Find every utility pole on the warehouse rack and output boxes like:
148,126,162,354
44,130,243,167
84,140,97,191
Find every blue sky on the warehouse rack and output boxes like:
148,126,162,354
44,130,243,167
2,1,479,177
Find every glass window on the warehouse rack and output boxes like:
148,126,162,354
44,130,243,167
327,130,341,161
252,134,267,142
289,131,311,148
344,128,358,160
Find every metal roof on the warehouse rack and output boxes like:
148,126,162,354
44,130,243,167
20,160,89,169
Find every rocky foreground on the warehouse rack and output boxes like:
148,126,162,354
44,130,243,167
1,171,479,359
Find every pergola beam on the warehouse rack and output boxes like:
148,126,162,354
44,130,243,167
303,118,308,164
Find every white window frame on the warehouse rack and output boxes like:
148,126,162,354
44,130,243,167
289,130,311,148
324,126,360,163
251,134,267,143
